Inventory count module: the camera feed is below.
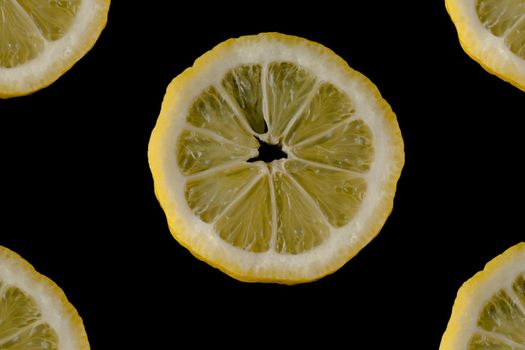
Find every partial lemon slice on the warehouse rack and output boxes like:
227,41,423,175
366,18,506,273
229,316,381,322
148,33,404,284
0,245,89,349
446,0,525,91
440,242,525,350
0,0,110,98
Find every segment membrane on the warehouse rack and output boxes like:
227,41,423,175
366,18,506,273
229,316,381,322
185,164,262,223
222,64,266,134
176,129,255,175
187,86,258,148
477,289,525,345
0,0,44,68
285,82,355,146
285,160,366,228
266,62,316,138
273,171,329,254
293,119,374,173
0,285,58,349
215,175,273,252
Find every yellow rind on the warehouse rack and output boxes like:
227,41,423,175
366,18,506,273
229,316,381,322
0,245,90,349
0,0,111,98
445,0,525,92
148,32,404,284
439,242,525,350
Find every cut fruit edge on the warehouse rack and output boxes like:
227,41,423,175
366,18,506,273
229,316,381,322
0,246,90,349
439,242,525,350
445,0,525,92
0,0,110,98
148,33,404,283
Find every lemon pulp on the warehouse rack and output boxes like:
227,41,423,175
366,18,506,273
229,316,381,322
177,62,373,255
0,281,59,349
0,0,80,68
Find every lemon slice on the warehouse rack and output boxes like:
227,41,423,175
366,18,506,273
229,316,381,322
0,245,89,349
446,0,525,91
0,0,110,98
440,242,525,350
148,33,404,284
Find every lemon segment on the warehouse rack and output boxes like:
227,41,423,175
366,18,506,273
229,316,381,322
266,62,317,139
284,82,355,146
285,160,366,228
222,64,267,134
185,163,263,223
149,33,404,283
292,119,374,173
215,174,273,253
272,169,330,254
176,130,256,175
17,0,80,41
0,0,45,68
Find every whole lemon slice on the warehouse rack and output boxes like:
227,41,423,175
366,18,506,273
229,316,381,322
148,33,404,284
0,0,110,98
440,242,525,350
446,0,525,91
0,245,89,349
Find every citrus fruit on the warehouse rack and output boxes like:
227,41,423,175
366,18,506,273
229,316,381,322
0,245,89,349
148,33,404,284
0,0,110,98
440,242,525,350
446,0,525,91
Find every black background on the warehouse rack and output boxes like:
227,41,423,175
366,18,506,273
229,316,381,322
1,1,524,348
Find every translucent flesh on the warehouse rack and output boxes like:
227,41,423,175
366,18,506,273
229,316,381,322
292,119,374,173
468,273,525,349
266,62,317,138
187,86,258,148
215,175,273,253
0,0,44,68
272,171,330,254
176,130,255,176
0,0,80,68
16,0,80,41
178,61,375,254
185,164,262,223
284,82,355,146
285,160,367,228
0,283,58,349
222,65,266,134
476,0,525,59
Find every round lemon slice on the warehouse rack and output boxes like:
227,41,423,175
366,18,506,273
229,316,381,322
440,242,525,350
446,0,525,92
148,33,404,284
0,0,110,98
0,245,89,349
